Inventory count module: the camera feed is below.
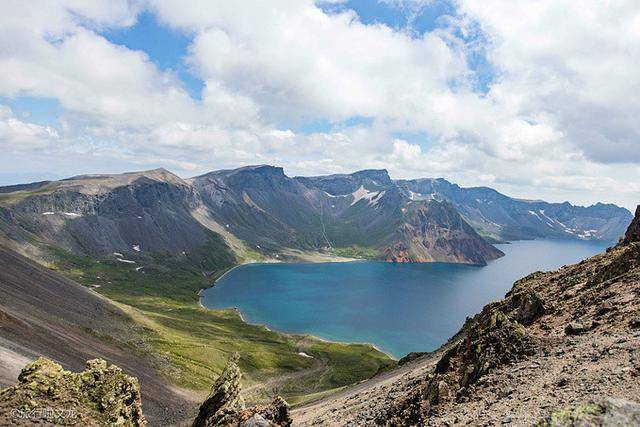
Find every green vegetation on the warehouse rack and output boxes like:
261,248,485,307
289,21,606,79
331,245,379,259
0,184,59,205
50,241,395,403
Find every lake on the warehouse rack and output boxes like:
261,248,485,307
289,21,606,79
201,239,609,358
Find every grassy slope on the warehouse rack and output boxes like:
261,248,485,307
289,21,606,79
49,239,395,404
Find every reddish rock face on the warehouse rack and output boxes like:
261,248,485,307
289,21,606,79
623,205,640,245
384,242,411,263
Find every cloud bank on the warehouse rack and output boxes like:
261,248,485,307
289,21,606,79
0,0,639,208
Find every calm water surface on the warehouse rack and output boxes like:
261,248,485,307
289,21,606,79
202,240,609,358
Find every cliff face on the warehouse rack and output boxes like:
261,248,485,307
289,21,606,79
395,178,633,242
384,200,504,265
0,169,234,262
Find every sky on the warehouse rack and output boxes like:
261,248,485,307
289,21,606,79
0,0,639,210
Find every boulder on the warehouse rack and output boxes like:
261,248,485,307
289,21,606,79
0,357,145,426
565,321,592,335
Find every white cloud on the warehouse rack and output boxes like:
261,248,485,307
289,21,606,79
457,0,640,164
0,0,639,210
0,107,59,148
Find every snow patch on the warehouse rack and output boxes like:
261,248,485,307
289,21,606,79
135,267,144,272
132,245,141,252
117,258,136,264
113,252,123,258
298,352,313,358
63,212,81,217
350,185,382,206
42,211,55,215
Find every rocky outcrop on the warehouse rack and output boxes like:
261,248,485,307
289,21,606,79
193,355,292,427
622,205,640,244
385,201,504,265
0,358,145,426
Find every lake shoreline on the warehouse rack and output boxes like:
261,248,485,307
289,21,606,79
199,239,610,358
196,255,398,359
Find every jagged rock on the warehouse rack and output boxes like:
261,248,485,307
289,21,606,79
564,321,592,335
193,354,245,427
622,205,640,244
515,291,546,326
192,355,292,427
0,357,145,426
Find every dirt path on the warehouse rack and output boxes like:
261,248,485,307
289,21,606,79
245,356,328,400
291,352,441,426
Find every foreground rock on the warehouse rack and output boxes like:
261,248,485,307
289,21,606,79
193,354,292,427
0,357,145,426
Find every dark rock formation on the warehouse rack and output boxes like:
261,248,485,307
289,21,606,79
193,355,292,427
0,358,145,426
622,205,640,244
385,201,504,265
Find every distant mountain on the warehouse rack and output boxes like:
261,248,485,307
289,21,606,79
0,168,234,266
395,178,632,242
0,166,632,266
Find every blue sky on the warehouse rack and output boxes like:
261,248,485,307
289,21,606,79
1,1,639,209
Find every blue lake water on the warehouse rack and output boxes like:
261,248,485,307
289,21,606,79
202,240,609,358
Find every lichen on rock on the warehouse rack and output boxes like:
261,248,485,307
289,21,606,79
0,357,145,426
192,354,292,427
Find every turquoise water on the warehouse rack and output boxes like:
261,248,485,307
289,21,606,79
202,240,609,358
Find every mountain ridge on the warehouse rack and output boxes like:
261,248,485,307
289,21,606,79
0,165,631,268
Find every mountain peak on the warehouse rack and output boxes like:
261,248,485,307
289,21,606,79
352,169,391,184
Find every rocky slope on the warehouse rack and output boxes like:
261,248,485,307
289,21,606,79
293,205,640,426
0,168,234,263
384,200,503,265
0,243,192,424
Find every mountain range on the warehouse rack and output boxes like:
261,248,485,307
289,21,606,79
0,165,632,267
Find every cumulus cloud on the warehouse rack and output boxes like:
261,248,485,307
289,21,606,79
0,0,639,209
0,106,59,148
